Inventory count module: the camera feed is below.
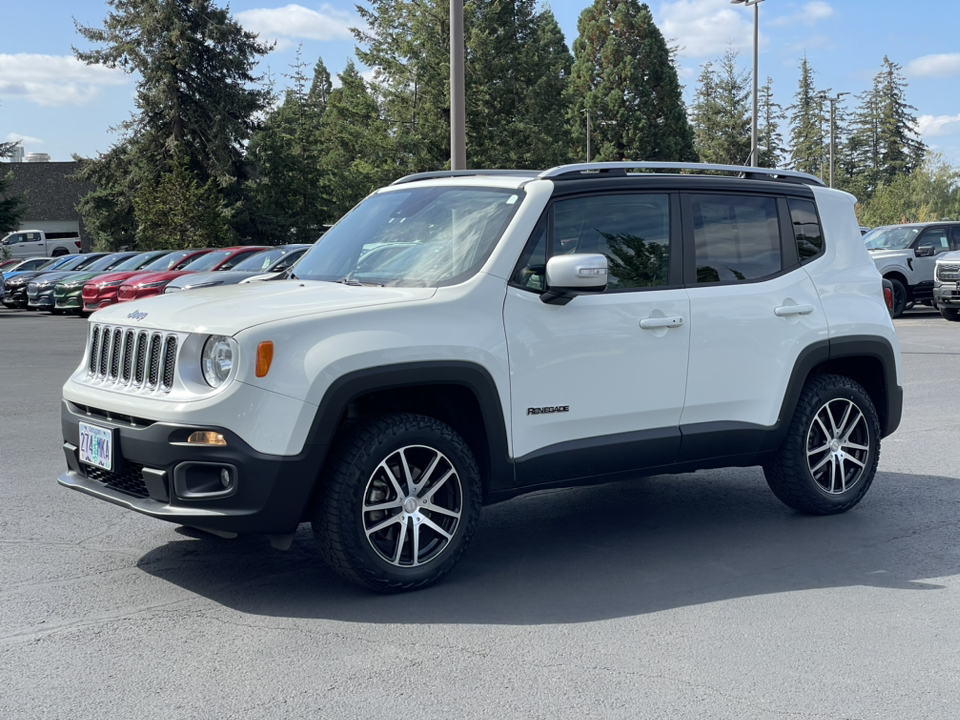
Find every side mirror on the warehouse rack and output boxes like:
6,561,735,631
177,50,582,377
541,253,608,305
915,245,936,257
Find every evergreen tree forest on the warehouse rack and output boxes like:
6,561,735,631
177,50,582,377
67,0,958,248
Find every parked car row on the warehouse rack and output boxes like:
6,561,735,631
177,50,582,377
1,245,311,316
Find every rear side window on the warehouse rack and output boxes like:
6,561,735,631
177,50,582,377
788,198,823,263
691,194,781,283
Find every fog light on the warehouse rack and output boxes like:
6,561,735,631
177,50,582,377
187,431,227,446
220,468,230,488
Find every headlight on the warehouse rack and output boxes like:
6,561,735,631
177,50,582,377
141,280,168,289
102,280,125,287
201,335,235,388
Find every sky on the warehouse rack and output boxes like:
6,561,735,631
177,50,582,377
2,0,960,169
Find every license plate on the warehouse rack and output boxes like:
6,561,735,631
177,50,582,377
79,422,114,471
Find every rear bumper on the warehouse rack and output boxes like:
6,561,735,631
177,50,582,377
58,400,327,535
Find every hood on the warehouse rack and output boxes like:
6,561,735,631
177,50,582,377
91,279,437,335
936,250,960,263
28,271,79,287
88,270,153,286
56,270,104,287
166,270,254,290
123,270,189,287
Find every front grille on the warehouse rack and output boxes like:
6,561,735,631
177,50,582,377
84,461,148,498
937,263,960,281
85,324,179,394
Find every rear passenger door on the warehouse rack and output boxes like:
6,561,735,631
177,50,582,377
679,192,828,455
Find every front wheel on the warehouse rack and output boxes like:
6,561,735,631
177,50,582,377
311,413,482,593
764,374,881,515
940,307,960,322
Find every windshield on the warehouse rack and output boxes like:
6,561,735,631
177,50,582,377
86,253,135,272
181,249,235,272
292,187,523,287
142,249,203,271
233,249,286,272
112,251,170,271
863,226,921,250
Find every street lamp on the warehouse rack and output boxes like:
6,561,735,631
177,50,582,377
731,0,765,167
583,109,592,162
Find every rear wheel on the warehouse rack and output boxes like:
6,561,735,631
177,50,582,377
311,413,482,593
51,247,68,257
940,307,960,322
764,374,880,515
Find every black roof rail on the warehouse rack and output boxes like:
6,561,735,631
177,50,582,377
390,169,540,185
538,162,826,187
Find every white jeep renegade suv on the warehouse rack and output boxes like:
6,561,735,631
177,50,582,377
59,162,903,592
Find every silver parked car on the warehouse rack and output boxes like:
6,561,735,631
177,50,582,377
162,244,311,293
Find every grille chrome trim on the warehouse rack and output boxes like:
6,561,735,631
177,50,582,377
937,263,960,281
85,323,180,395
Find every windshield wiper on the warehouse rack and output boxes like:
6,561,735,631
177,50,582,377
336,277,384,287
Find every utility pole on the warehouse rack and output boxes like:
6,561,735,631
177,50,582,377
450,0,466,170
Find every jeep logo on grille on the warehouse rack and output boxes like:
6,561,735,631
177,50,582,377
127,310,148,321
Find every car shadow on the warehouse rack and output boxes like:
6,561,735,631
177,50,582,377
135,468,960,625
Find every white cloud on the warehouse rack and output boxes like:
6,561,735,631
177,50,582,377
906,54,960,78
768,1,834,27
5,133,44,146
0,54,127,107
660,0,759,59
916,114,960,139
236,4,356,47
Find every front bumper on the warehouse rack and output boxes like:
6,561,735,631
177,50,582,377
4,288,28,308
58,400,328,535
934,282,960,307
55,289,82,309
27,289,55,309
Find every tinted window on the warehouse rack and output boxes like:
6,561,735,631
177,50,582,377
234,249,285,272
142,250,202,271
218,249,262,270
550,194,672,291
917,229,949,253
692,194,781,283
788,198,823,262
112,251,170,271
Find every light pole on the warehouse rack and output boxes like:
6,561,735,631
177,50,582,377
824,92,849,188
731,0,765,166
450,0,466,170
583,109,591,162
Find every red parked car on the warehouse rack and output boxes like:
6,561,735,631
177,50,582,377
115,246,270,302
82,248,213,313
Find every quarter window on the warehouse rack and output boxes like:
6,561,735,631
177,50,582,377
691,194,781,283
788,198,823,263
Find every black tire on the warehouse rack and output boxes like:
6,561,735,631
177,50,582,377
940,307,960,322
763,374,881,515
311,413,482,593
51,248,68,257
888,278,907,318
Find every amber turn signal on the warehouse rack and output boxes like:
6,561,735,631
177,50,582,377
186,431,227,446
256,341,274,378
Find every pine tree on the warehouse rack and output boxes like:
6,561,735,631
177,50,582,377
569,0,696,162
320,62,394,219
74,0,272,242
874,56,926,184
467,1,573,168
0,138,25,237
757,77,785,168
355,0,451,173
247,49,329,243
690,48,750,165
787,57,825,177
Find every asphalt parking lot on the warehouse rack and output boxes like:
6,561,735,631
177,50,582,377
2,306,959,719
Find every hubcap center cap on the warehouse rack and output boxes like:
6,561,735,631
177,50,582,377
830,439,841,453
402,497,418,514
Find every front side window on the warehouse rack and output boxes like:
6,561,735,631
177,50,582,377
512,193,673,292
292,187,523,287
692,194,781,283
916,229,949,253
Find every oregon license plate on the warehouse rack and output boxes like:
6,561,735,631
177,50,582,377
79,422,114,471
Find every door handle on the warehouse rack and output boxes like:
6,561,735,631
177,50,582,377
639,316,684,329
774,304,814,317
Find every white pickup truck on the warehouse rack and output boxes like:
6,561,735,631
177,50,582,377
1,229,82,258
